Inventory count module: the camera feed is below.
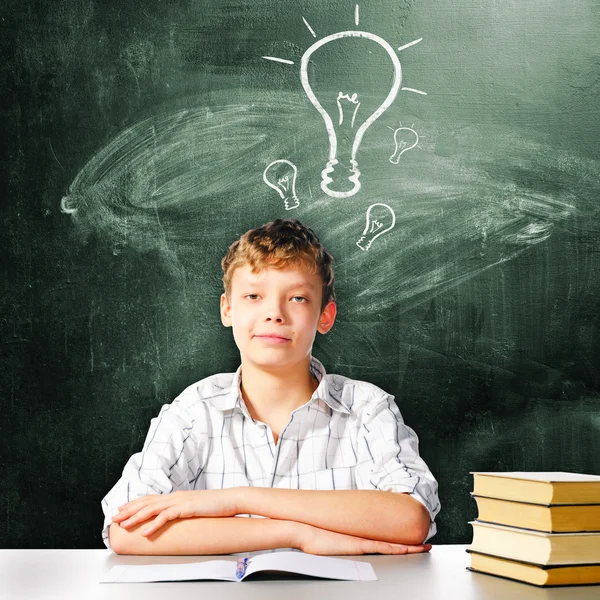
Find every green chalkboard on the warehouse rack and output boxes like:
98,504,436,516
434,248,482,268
2,0,599,548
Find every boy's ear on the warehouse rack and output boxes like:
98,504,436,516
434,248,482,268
317,301,337,334
220,293,232,327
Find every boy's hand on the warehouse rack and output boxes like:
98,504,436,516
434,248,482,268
112,489,240,537
295,522,433,556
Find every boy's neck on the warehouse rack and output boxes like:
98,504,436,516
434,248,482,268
239,357,319,425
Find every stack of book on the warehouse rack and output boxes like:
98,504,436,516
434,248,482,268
467,472,600,587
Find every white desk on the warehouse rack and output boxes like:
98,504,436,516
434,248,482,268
1,545,598,600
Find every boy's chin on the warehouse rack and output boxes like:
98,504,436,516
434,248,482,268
242,353,310,372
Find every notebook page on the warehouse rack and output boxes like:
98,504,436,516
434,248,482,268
244,551,377,581
101,559,237,583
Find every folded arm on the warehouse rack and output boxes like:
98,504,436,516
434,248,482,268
236,487,431,545
109,516,298,555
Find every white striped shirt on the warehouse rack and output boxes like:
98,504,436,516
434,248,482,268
101,356,440,550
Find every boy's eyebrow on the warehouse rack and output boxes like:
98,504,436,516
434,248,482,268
285,280,317,289
242,279,317,290
283,279,319,291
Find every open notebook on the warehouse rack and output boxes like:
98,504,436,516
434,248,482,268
101,551,377,583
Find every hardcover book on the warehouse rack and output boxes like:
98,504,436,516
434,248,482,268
468,521,600,566
472,494,600,533
467,550,600,587
470,472,600,505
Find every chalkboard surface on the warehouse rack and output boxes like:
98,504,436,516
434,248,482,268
2,0,599,548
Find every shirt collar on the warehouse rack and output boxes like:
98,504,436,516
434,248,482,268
206,356,352,416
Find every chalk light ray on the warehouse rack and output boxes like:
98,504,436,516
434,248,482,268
262,56,295,65
303,17,317,38
397,38,422,52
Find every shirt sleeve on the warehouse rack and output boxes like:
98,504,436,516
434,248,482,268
100,394,203,551
355,392,441,542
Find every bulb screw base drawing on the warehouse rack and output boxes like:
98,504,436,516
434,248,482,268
284,195,300,210
320,159,361,198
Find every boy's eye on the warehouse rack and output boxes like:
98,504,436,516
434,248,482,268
245,294,260,300
291,296,308,303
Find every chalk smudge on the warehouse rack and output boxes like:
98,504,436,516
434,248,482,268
61,91,599,316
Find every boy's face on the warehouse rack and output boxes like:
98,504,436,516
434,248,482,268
220,262,336,373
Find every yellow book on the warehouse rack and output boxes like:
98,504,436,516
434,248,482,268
472,495,600,533
468,521,600,565
468,551,600,587
471,472,600,505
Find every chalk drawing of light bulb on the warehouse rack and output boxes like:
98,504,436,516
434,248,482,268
389,125,419,164
263,160,300,210
300,31,402,199
356,203,396,251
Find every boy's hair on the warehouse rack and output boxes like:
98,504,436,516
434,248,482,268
221,219,335,311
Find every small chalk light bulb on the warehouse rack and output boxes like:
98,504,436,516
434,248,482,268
356,203,396,251
263,160,300,210
389,126,418,164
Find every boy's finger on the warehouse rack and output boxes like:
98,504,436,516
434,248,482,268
112,506,142,521
116,496,168,518
142,516,168,536
122,504,164,528
406,544,432,553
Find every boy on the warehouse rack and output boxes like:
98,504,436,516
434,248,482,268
103,219,440,555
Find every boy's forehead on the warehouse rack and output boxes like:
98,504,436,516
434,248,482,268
232,263,319,287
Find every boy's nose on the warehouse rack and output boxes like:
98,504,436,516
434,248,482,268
265,315,283,323
264,302,285,323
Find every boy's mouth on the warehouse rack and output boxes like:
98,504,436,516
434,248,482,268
253,334,291,343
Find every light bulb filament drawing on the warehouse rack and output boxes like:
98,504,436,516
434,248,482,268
356,203,396,251
337,92,361,128
389,125,419,164
369,219,383,234
263,160,300,210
